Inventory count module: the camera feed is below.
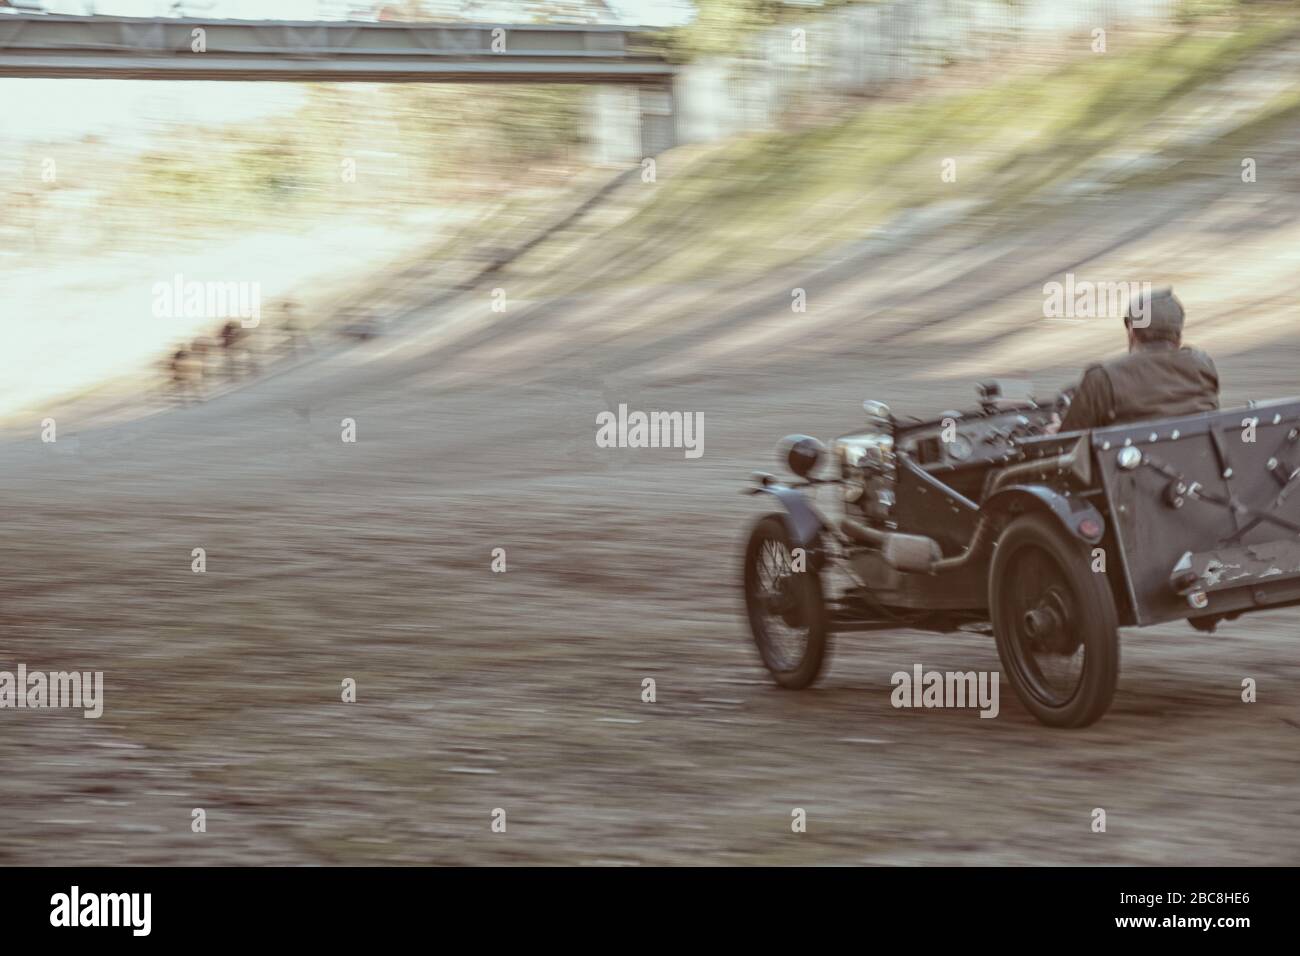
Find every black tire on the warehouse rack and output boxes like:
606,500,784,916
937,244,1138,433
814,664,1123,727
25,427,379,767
989,512,1119,728
743,515,829,689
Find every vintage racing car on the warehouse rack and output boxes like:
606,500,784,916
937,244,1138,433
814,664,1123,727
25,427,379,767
742,383,1300,727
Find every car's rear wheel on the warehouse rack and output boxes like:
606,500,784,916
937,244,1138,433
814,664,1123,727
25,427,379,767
990,513,1119,727
744,515,829,689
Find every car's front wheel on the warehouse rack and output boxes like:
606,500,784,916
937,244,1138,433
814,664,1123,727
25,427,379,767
990,513,1119,727
743,515,829,689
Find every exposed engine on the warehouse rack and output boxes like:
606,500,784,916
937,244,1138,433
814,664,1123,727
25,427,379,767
834,400,895,528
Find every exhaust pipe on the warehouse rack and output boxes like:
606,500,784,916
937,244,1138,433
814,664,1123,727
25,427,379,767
842,512,998,575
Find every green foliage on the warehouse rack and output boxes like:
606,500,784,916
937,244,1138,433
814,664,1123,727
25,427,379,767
537,12,1300,292
665,0,879,61
88,82,586,242
667,0,784,59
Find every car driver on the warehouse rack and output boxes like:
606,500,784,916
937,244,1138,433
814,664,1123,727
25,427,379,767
1053,287,1220,433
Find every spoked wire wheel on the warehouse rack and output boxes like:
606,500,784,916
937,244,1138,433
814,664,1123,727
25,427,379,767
743,515,829,689
990,513,1119,727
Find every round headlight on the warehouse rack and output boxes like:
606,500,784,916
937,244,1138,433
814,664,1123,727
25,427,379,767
779,434,826,478
862,400,891,426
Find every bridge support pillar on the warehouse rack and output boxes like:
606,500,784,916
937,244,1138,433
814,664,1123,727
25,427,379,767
587,83,677,165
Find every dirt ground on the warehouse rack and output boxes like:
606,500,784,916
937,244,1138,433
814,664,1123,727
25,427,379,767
3,165,1300,866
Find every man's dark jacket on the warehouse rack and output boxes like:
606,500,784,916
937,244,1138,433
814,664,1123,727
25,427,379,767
1059,341,1220,432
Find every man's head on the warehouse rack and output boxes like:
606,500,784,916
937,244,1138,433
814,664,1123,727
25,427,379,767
1125,287,1184,350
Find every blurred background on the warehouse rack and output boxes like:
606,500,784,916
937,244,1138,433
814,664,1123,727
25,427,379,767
1,0,1298,865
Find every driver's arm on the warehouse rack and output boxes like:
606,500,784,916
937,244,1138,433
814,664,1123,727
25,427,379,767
1058,365,1114,433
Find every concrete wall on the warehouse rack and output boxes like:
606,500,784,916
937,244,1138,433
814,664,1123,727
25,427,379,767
586,82,676,165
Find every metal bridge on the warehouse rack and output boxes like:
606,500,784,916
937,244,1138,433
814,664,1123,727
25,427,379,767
0,14,674,84
0,13,678,156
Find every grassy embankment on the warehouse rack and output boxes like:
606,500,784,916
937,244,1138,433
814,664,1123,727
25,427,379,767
493,9,1300,297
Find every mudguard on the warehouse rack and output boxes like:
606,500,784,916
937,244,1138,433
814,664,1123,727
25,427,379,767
982,484,1105,545
751,483,830,551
